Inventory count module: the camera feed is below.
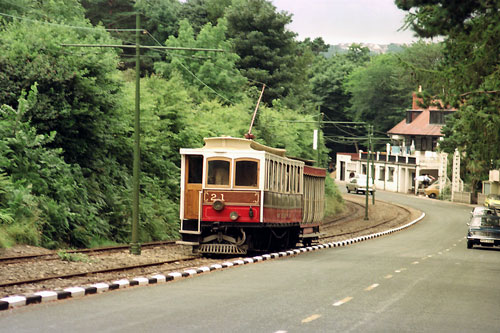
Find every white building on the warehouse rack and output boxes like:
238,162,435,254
336,92,456,195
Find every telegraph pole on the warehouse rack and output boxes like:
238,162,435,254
63,11,223,255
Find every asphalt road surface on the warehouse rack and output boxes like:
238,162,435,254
2,190,500,333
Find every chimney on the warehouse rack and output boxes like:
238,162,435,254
412,92,418,110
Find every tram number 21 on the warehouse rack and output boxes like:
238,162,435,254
208,193,224,202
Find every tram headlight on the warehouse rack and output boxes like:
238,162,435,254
212,200,225,211
230,211,239,221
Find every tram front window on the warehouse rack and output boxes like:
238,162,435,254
207,160,230,186
235,160,258,187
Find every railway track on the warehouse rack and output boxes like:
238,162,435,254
322,199,365,227
0,256,198,288
320,198,412,241
0,240,176,264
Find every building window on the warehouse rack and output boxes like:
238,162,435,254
388,167,395,182
379,166,385,181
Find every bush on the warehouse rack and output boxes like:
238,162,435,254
325,176,344,216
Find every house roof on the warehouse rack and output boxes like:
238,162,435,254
387,110,444,136
387,92,456,137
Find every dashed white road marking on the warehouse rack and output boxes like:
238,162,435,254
275,331,287,333
427,254,433,258
302,314,321,323
438,252,443,255
364,283,379,291
333,297,353,306
384,274,393,279
395,268,407,273
412,261,419,265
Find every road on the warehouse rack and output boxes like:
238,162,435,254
1,190,500,332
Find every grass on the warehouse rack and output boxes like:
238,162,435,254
57,250,91,263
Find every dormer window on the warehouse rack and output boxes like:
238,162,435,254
429,110,453,124
406,110,422,123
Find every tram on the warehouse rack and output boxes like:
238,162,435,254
177,137,326,255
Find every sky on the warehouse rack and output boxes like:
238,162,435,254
271,0,417,45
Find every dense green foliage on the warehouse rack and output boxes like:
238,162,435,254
396,0,500,186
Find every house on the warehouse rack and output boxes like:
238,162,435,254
336,91,456,195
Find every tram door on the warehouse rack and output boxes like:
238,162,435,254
184,155,203,220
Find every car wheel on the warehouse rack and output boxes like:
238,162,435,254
467,240,473,249
429,193,436,199
346,187,350,193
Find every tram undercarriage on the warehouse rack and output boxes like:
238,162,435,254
183,221,302,255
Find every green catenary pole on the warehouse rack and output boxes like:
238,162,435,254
364,125,370,220
371,126,375,205
317,107,322,166
130,12,141,255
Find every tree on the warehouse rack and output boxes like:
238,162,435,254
300,37,329,56
0,9,122,168
396,41,444,95
396,0,500,184
225,0,299,104
179,0,231,33
346,54,413,134
345,42,444,135
0,1,136,248
155,18,247,103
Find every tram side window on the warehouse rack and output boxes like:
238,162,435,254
235,160,258,187
286,165,290,193
187,155,203,184
207,160,230,186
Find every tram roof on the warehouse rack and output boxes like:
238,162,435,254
182,137,287,157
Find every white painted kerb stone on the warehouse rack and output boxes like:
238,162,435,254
34,291,58,302
64,287,85,297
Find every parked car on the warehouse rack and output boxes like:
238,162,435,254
484,194,500,209
424,182,440,199
467,214,500,249
346,176,375,195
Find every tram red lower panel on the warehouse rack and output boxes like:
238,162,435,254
202,205,260,223
263,207,302,223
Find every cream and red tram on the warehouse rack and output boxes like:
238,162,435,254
178,137,326,255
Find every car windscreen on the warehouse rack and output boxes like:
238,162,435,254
471,216,500,227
